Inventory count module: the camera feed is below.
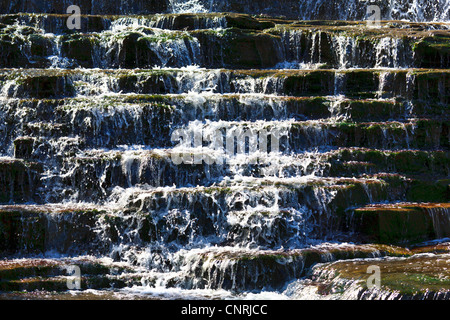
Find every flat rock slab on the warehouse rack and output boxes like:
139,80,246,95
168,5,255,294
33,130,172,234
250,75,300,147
305,253,450,300
352,203,450,245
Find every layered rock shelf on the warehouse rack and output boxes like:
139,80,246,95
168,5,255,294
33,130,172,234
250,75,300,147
0,2,449,300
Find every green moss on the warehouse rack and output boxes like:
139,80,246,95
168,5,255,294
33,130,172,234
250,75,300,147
283,71,334,96
221,29,283,68
342,70,378,99
141,31,194,43
352,203,449,244
413,36,450,68
224,14,275,30
406,180,449,202
62,34,100,66
320,254,450,298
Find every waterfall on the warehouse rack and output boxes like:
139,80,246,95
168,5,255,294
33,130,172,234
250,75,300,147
297,0,450,22
427,206,450,239
169,0,212,13
0,0,449,301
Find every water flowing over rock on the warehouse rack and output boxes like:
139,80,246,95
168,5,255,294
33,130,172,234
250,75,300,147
0,1,449,301
2,1,449,22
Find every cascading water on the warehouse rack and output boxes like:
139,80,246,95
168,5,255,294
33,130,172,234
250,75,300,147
0,0,449,302
169,0,212,13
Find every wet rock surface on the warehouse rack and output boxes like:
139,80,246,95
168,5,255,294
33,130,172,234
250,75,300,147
0,4,448,300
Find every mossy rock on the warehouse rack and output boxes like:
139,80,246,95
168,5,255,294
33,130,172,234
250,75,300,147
283,71,334,96
342,71,378,99
18,74,76,98
413,71,449,104
413,36,450,69
0,0,168,15
61,34,98,67
313,254,450,299
0,160,43,204
14,137,35,160
224,14,275,30
28,34,53,56
0,210,46,254
344,100,405,122
406,180,449,203
0,37,28,67
352,203,450,244
0,206,105,255
221,29,283,68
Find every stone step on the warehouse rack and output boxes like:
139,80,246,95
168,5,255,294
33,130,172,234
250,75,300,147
0,257,133,280
291,253,450,300
1,143,445,200
350,203,450,245
5,94,444,124
0,1,447,22
0,17,449,69
0,290,152,300
370,174,449,204
0,204,107,255
1,217,448,294
1,141,447,205
1,69,447,103
43,147,447,194
0,243,420,294
0,158,42,203
286,119,448,151
0,275,128,292
328,148,449,177
0,257,141,292
1,95,447,155
2,13,448,34
1,0,169,16
167,244,410,292
0,178,392,253
2,118,448,160
0,13,274,34
1,241,449,295
126,242,448,292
